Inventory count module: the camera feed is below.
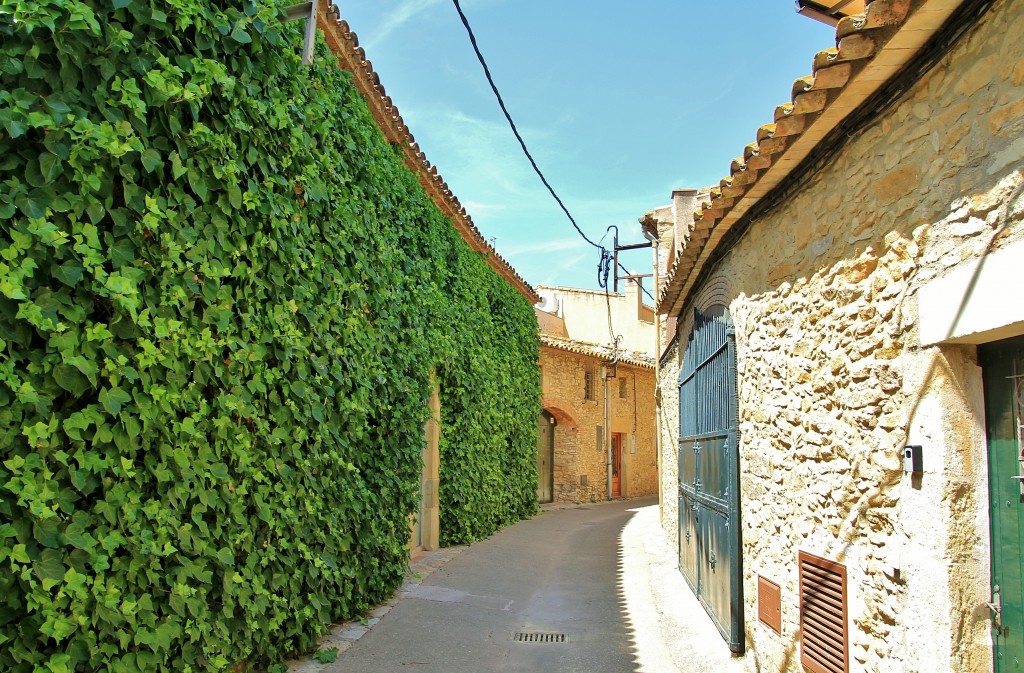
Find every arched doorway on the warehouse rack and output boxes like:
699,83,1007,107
537,410,556,503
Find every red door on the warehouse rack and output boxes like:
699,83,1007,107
612,433,622,498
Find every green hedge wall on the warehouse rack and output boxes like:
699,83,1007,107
0,2,540,671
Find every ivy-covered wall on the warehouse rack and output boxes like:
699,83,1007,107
0,2,540,671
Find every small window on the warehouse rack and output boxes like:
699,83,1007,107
619,377,627,399
584,365,596,401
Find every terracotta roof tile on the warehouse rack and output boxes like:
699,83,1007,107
657,0,966,316
540,335,655,370
316,6,539,304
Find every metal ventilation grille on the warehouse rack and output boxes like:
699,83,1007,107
512,632,567,643
757,575,782,635
799,551,848,673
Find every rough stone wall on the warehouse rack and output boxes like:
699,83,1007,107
616,366,659,499
657,340,681,551
659,1,1024,671
540,347,657,503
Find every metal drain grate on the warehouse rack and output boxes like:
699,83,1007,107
512,632,567,643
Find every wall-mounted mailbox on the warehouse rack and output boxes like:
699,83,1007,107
904,445,923,474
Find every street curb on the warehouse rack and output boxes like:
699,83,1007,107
282,546,467,672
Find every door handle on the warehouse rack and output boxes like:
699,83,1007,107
987,585,1002,630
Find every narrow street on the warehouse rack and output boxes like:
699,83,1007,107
308,498,743,673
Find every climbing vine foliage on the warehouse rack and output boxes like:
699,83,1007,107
0,1,540,671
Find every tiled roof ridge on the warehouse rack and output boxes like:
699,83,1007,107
540,334,656,370
316,4,540,304
537,284,628,297
657,0,966,314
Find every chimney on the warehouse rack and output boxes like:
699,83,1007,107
625,277,643,313
671,189,701,256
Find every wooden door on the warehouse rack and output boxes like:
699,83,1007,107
982,336,1024,672
537,412,554,503
612,432,622,498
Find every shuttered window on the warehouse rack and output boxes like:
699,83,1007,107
584,365,596,401
799,551,849,673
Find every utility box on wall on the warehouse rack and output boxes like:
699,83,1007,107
904,445,923,474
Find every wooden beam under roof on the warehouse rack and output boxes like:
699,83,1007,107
796,0,868,25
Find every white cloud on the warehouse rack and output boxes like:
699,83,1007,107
416,107,551,200
361,0,443,49
462,200,505,218
499,237,589,256
529,250,594,288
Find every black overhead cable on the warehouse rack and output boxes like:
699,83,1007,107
618,261,656,304
450,0,604,251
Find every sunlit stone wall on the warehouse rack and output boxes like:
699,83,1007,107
657,0,1023,670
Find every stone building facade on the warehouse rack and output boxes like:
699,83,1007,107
646,0,1024,671
539,340,657,503
536,282,658,503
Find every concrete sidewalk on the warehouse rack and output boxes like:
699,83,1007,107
286,498,747,673
617,501,747,673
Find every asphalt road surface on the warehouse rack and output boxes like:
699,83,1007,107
307,497,747,673
330,498,648,673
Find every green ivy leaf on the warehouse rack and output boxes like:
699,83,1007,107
16,192,48,219
39,152,62,183
229,26,252,44
62,522,94,551
33,519,62,548
187,169,209,201
141,148,162,173
53,364,91,395
110,239,136,268
34,549,65,582
312,648,338,664
52,262,85,288
99,387,132,415
43,95,72,116
2,116,26,139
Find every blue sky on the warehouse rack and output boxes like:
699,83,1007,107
336,1,837,292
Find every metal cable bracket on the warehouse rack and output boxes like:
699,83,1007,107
283,0,318,65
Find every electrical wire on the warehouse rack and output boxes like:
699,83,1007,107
450,0,604,251
617,261,656,304
452,0,659,317
597,248,622,361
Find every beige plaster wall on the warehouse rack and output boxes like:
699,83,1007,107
537,283,656,356
657,1,1023,670
540,346,657,503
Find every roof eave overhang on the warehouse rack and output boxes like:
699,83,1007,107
316,5,540,304
539,336,656,370
657,0,972,318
